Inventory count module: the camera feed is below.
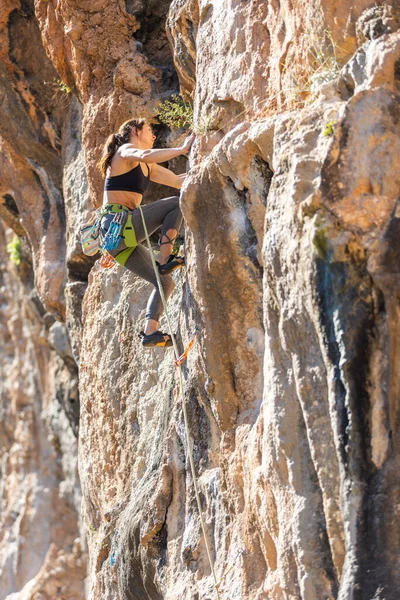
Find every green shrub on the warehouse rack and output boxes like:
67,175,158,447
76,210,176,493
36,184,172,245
156,94,194,130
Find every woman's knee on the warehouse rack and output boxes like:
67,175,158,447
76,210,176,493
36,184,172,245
165,197,182,231
158,195,179,206
164,195,180,209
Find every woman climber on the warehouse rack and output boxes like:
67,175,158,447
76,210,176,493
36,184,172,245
98,118,195,348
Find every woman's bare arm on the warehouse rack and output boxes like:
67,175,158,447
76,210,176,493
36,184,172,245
150,164,184,189
120,133,195,164
120,145,183,164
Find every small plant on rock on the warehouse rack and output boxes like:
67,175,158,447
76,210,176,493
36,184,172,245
194,114,214,135
6,236,22,266
46,77,72,105
307,29,343,87
277,28,348,110
323,120,337,136
55,78,71,94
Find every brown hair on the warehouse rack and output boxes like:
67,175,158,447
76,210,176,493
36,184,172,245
97,118,147,177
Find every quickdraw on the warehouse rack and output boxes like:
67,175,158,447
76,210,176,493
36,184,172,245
174,339,195,366
99,251,116,269
102,211,128,252
174,326,199,366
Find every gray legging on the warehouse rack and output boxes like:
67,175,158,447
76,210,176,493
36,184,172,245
100,196,183,322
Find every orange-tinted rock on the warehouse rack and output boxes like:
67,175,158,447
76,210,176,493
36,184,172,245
35,0,178,205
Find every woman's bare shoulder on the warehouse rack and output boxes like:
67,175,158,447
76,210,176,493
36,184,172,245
109,147,139,175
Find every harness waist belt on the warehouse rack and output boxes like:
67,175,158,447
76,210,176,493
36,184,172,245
103,203,134,214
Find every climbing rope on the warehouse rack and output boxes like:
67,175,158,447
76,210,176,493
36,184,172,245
138,206,221,600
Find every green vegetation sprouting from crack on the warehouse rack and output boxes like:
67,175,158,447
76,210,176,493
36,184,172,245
54,78,71,94
313,223,330,261
323,120,337,136
156,94,194,130
6,236,21,266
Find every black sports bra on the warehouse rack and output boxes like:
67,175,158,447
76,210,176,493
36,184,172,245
104,163,150,194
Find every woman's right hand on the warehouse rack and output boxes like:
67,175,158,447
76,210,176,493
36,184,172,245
180,133,195,155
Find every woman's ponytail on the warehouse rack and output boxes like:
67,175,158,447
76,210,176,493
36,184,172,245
98,133,119,177
98,118,147,178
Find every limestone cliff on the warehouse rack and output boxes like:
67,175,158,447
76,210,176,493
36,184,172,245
0,1,400,599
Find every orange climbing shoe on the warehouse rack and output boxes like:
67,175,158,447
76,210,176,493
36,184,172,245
157,254,185,275
139,330,173,348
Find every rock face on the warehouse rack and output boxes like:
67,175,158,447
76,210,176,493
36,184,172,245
1,1,400,600
0,219,86,600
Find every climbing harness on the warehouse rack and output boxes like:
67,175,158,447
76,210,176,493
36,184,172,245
138,205,221,600
80,203,139,268
101,205,138,267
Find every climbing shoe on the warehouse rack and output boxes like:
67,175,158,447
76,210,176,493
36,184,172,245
139,330,173,348
157,254,185,275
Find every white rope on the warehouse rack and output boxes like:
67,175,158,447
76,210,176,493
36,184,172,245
138,206,221,600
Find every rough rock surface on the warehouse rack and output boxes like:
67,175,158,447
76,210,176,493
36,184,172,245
1,1,400,600
0,221,86,600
